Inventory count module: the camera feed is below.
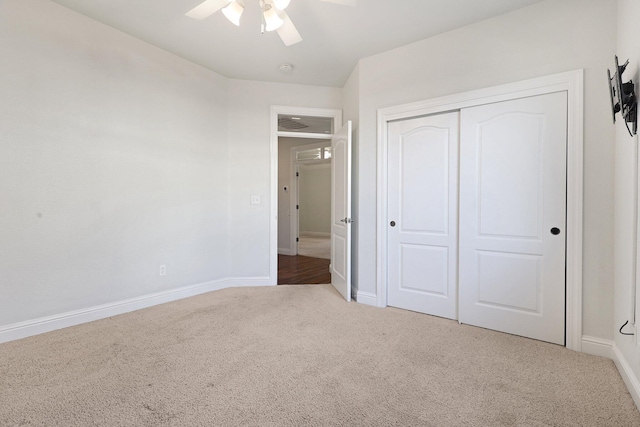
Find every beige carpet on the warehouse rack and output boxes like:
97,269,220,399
1,285,638,426
297,234,330,259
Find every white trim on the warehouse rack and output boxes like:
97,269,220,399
634,139,640,344
278,248,295,255
613,343,640,410
300,231,331,237
355,291,378,306
291,161,299,256
278,131,334,140
297,162,332,170
376,70,584,351
0,277,271,344
271,106,342,286
565,71,585,352
581,336,614,359
577,336,640,411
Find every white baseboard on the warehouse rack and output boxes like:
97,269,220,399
581,335,614,358
278,248,295,256
356,290,379,307
299,232,330,237
612,343,640,410
0,277,272,344
580,335,640,411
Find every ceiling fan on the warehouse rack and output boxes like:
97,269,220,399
185,0,357,46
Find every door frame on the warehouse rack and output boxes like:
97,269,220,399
270,106,342,286
376,70,584,351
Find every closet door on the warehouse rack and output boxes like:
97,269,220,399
458,92,567,345
387,112,459,320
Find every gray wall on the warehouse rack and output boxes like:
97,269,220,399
226,80,342,279
298,164,331,235
0,0,230,326
614,0,640,397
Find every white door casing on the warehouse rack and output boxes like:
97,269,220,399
271,106,342,286
331,121,352,301
458,92,567,345
387,112,459,319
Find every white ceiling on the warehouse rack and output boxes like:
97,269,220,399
50,0,545,87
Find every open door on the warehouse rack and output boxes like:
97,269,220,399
331,121,352,301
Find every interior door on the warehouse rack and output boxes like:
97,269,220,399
458,92,567,345
387,112,460,319
331,121,352,301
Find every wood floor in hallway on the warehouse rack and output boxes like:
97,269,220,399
278,254,331,285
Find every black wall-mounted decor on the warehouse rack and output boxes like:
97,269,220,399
608,56,638,136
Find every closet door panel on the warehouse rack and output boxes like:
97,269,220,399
459,92,567,345
387,112,459,320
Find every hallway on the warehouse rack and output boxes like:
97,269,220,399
277,255,330,285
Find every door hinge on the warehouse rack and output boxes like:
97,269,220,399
296,205,299,209
296,237,299,242
296,172,299,177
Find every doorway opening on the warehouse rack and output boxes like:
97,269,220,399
270,107,342,286
278,138,332,284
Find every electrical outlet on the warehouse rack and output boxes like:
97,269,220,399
159,265,166,276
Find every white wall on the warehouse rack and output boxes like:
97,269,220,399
226,80,342,280
299,164,331,235
353,0,617,340
0,0,230,327
614,0,640,400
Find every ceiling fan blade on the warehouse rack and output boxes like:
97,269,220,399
277,12,303,46
185,0,230,20
318,0,357,6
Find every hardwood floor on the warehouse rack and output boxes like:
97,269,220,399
278,254,331,285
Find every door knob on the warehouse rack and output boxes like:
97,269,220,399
550,227,561,235
390,221,396,227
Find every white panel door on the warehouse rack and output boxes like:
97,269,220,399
459,92,567,345
331,121,352,301
387,112,459,319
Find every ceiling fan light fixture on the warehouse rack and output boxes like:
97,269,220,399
273,0,291,10
264,6,284,31
222,1,244,26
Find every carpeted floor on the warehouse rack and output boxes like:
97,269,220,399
1,284,638,426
